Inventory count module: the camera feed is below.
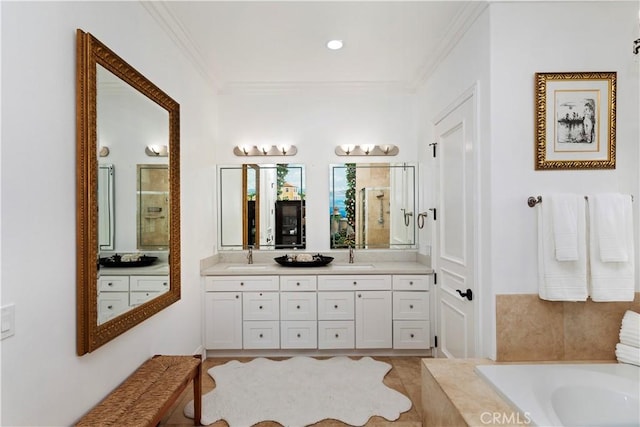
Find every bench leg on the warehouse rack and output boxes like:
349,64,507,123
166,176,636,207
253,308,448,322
193,358,202,426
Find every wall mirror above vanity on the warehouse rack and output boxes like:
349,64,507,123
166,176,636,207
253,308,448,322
330,163,416,249
218,164,305,250
76,29,181,354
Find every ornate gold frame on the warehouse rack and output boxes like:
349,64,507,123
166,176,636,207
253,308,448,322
76,29,181,355
534,71,616,170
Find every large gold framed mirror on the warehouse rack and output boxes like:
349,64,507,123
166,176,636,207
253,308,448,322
76,29,180,355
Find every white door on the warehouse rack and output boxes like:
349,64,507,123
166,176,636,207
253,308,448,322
433,91,477,358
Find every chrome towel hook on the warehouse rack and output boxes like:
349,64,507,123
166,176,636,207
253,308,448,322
527,196,542,207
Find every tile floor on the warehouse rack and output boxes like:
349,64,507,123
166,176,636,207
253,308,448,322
160,356,424,427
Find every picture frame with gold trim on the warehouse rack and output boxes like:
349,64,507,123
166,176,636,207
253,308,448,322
534,71,616,170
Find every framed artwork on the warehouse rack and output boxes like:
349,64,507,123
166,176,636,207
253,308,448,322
534,71,616,170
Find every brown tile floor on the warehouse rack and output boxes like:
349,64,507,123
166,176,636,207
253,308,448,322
160,356,424,427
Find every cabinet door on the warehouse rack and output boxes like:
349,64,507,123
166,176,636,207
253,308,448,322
205,292,242,349
355,291,392,348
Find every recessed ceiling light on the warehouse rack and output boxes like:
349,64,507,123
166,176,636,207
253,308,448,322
326,40,343,50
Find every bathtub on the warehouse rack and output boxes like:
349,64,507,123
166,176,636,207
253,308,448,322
475,363,639,427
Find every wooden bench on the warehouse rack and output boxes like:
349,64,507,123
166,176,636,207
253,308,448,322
76,354,202,427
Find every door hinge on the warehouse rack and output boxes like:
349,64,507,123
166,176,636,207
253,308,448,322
433,272,437,285
434,335,438,348
428,142,438,158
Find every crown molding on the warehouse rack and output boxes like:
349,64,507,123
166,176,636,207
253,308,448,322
141,1,220,92
408,1,489,91
218,80,417,96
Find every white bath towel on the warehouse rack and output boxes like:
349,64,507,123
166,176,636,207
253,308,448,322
615,343,640,367
588,194,635,302
619,310,640,347
593,194,631,262
538,194,588,301
550,194,580,261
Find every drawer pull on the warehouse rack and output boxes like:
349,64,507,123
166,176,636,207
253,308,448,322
335,333,339,338
358,294,362,298
235,295,239,299
107,305,113,309
409,281,414,285
296,282,300,286
163,282,168,286
296,305,300,309
259,333,263,338
334,304,338,309
409,305,414,309
107,282,113,287
353,281,357,285
240,282,244,286
410,333,415,338
297,333,301,338
259,305,263,310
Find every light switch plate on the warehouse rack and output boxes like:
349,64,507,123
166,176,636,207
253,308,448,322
1,304,15,340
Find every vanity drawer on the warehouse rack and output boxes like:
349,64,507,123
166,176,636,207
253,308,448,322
130,290,165,306
97,292,129,323
130,276,169,292
317,292,354,320
98,276,129,292
318,321,354,349
280,321,317,349
393,291,429,320
318,275,391,291
205,276,279,292
280,292,317,320
280,275,317,291
393,320,430,349
392,275,429,291
243,292,279,321
243,321,280,349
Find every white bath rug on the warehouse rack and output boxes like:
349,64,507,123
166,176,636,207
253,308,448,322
184,356,412,426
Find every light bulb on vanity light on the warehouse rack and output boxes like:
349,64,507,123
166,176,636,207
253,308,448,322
277,143,291,155
340,144,356,155
360,144,375,155
258,143,272,155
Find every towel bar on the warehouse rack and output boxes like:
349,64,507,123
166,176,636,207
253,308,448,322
527,194,633,207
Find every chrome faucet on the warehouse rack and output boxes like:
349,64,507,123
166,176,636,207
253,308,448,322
247,246,254,264
348,246,354,264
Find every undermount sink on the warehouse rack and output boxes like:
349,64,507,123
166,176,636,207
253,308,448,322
226,265,269,271
332,264,375,269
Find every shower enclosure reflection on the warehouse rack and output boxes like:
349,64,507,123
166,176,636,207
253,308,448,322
330,163,416,249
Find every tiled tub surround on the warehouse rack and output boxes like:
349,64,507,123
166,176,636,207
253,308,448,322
496,293,640,361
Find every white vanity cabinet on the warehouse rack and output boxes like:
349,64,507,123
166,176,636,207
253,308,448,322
97,274,169,324
392,275,430,349
205,276,279,350
280,276,317,349
318,275,392,349
204,271,431,353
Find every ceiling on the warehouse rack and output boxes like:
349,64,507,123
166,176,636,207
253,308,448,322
144,1,487,93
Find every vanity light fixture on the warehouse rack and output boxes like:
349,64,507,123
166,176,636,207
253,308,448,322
233,144,298,157
335,144,399,156
327,39,344,50
145,144,168,157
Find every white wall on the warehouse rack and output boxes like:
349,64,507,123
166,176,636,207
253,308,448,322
0,2,217,425
488,1,639,296
418,1,639,359
214,90,419,251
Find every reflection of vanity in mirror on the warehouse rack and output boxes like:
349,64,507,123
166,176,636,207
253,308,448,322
219,164,305,250
330,163,415,249
77,29,181,354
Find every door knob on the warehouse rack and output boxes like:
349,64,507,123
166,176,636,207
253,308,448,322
456,288,473,301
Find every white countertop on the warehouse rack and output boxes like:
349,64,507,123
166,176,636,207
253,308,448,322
98,262,169,276
201,261,432,276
